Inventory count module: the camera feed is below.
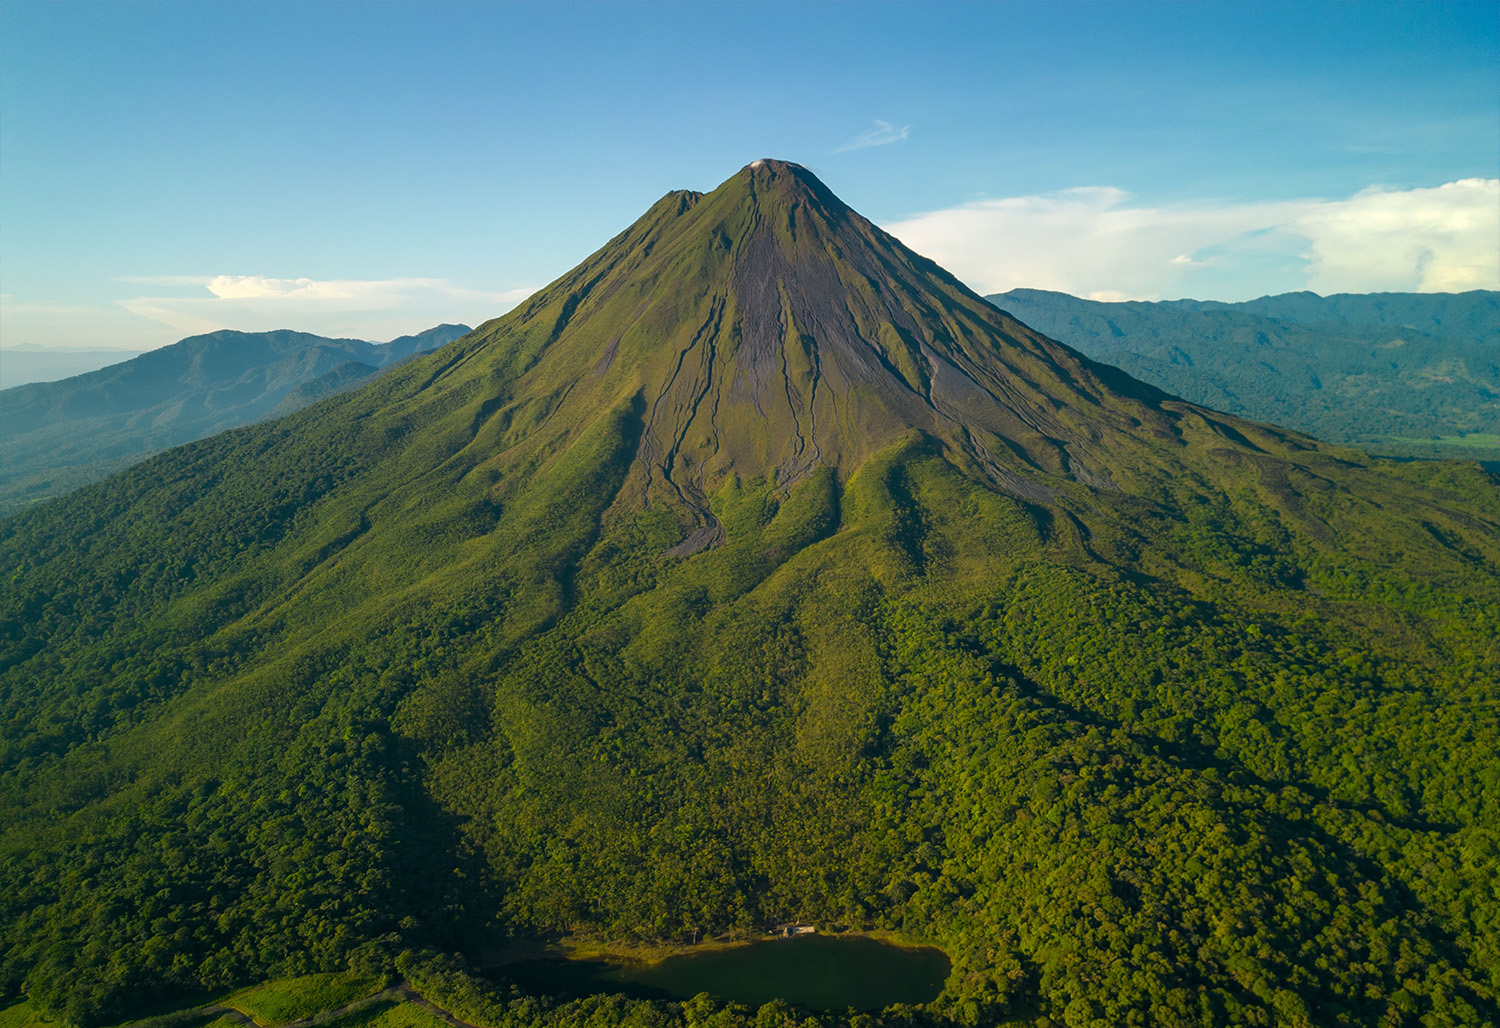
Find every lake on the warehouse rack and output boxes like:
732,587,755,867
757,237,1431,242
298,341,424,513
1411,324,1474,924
493,934,951,1011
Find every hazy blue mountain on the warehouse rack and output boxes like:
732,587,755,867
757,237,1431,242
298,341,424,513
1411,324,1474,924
1230,290,1500,338
986,288,1499,463
0,323,470,514
0,347,145,389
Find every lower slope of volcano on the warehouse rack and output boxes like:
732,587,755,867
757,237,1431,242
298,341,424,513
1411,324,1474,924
1,162,1498,1027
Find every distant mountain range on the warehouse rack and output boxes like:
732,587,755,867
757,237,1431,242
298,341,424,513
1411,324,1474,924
986,288,1500,464
0,323,471,514
0,348,147,390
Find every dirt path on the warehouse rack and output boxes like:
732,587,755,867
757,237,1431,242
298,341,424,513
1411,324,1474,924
200,1006,258,1028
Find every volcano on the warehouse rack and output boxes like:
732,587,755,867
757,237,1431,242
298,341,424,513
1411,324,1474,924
393,159,1336,547
2,161,1497,1027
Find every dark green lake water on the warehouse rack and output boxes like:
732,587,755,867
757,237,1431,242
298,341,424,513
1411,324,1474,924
494,935,951,1011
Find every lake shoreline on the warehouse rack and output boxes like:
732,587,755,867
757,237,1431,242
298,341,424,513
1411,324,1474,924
470,932,953,1012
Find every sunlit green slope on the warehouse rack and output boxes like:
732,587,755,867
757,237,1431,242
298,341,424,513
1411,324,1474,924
2,161,1498,1027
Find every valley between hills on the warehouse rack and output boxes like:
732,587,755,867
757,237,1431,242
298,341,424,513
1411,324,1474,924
2,160,1497,1028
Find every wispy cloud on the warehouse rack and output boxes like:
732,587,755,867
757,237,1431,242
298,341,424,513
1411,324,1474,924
882,179,1500,300
0,299,175,350
113,275,216,287
834,119,910,153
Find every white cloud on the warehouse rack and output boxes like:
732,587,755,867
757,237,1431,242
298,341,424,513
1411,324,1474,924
882,179,1500,300
202,275,452,302
1294,179,1499,294
4,275,536,350
835,120,910,153
113,276,536,343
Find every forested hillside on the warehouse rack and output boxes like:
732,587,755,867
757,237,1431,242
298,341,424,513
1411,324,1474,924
2,161,1497,1028
988,288,1499,463
0,324,470,515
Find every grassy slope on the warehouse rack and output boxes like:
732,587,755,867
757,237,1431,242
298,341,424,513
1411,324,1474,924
0,979,432,1028
225,974,388,1025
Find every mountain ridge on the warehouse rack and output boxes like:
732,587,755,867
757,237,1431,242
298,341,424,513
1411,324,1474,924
986,287,1500,461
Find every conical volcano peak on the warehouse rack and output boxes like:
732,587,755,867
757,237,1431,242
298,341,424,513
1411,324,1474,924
727,158,848,217
454,159,1317,549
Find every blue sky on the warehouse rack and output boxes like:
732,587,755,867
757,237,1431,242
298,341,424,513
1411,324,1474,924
2,1,1496,350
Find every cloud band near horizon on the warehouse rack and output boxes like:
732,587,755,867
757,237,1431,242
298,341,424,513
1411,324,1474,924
114,277,537,341
882,178,1500,301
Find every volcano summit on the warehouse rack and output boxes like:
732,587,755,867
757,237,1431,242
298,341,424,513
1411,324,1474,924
2,162,1498,1027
